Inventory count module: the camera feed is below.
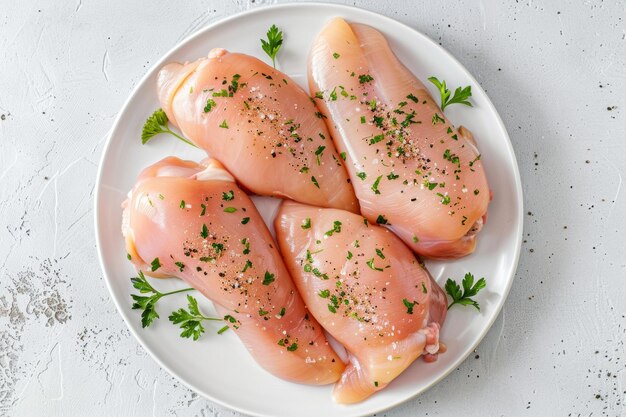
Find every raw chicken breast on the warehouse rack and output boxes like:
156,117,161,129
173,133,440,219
308,18,490,258
275,201,447,403
157,49,358,212
122,157,344,385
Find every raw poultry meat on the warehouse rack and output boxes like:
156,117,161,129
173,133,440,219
157,49,358,212
122,157,344,385
275,201,447,403
308,18,490,258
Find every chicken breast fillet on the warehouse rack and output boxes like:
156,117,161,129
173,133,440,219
308,18,490,258
122,157,344,385
275,201,447,403
157,49,358,212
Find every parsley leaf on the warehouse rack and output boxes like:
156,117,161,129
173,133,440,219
169,294,224,341
260,24,283,68
428,77,473,111
141,109,197,147
445,272,486,311
130,271,194,328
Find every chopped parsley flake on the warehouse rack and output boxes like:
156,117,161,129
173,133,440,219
371,175,382,194
222,190,235,201
403,298,418,314
357,172,367,180
224,207,237,213
262,271,275,285
219,120,229,129
150,257,161,272
301,218,311,229
203,98,217,113
376,214,388,225
241,217,250,224
359,74,374,84
366,258,383,272
333,52,340,59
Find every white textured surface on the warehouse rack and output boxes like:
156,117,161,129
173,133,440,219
0,1,624,416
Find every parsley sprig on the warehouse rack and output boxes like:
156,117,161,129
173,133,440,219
428,77,473,111
130,271,195,328
169,294,224,340
444,272,486,310
260,24,283,68
141,109,197,147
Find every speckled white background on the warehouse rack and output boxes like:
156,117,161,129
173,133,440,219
0,1,624,416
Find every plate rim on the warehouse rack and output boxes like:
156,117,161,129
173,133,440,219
94,3,524,416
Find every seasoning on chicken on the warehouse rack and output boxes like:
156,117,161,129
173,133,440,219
275,201,447,403
156,49,358,212
122,157,344,384
308,18,490,258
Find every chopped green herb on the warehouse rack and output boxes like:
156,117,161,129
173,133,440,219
403,298,418,314
369,134,384,145
347,251,353,260
333,52,340,59
203,98,217,113
360,116,366,124
241,217,250,224
375,248,385,259
219,120,229,129
366,258,383,272
325,220,342,236
371,175,382,194
406,93,419,103
319,289,330,298
200,224,209,239
315,145,326,165
376,214,388,225
151,258,161,272
311,176,320,188
222,190,235,201
179,200,186,209
262,271,275,285
175,261,185,272
329,88,337,101
432,113,445,125
301,218,311,229
387,172,399,180
357,171,367,180
287,343,298,351
340,152,347,161
359,74,374,84
224,207,237,213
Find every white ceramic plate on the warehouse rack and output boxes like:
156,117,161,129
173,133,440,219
95,3,523,416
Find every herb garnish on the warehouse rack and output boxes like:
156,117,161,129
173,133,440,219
130,271,194,328
402,298,418,314
141,109,197,147
169,295,224,340
260,24,283,68
445,272,486,310
301,218,311,229
428,77,473,111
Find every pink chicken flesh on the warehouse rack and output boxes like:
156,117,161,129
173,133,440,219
122,157,344,385
275,201,447,403
308,18,490,258
157,49,358,212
